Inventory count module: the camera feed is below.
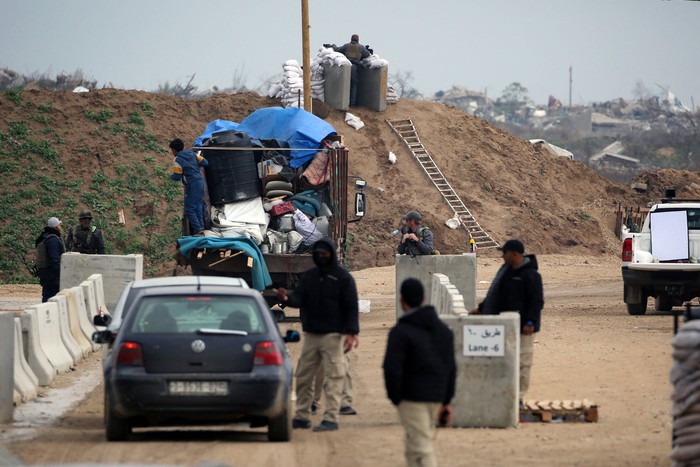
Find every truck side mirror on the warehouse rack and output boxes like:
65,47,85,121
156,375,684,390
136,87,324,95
355,192,366,218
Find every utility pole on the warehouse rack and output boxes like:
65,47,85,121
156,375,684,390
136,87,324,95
569,66,573,109
301,0,312,112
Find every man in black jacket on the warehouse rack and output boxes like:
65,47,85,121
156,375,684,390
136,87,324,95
35,217,66,302
275,238,359,432
471,239,544,402
383,278,456,467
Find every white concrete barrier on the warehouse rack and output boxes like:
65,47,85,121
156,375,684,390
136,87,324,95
0,313,14,422
443,312,520,428
88,273,108,313
49,294,83,365
396,254,477,319
62,286,97,353
60,254,143,311
80,279,99,319
13,318,38,403
19,311,56,386
27,302,73,373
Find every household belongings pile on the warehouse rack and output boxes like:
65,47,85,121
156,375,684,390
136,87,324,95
186,107,337,256
267,46,390,108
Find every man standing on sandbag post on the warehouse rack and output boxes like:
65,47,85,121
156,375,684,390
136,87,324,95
169,138,208,235
326,34,370,107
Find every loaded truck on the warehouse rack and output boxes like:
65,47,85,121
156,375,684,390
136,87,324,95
621,190,700,315
175,108,365,321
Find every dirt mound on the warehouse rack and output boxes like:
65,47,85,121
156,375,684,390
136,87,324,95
0,89,693,279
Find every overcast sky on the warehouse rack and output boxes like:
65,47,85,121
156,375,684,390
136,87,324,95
2,0,698,107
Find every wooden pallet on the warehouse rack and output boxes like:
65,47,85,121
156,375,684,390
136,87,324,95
520,399,598,423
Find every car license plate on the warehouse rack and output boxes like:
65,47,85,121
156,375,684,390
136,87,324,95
168,380,229,396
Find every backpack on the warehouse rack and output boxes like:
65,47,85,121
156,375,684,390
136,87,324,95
35,234,58,269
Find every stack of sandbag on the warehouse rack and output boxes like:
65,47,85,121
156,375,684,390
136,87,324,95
267,60,304,108
362,53,389,69
387,84,399,104
670,319,700,466
309,47,351,101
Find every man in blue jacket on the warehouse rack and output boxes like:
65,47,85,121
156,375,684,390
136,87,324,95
383,278,456,467
169,138,208,235
275,238,359,432
472,239,544,402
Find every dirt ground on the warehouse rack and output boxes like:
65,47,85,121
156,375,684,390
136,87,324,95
0,253,677,466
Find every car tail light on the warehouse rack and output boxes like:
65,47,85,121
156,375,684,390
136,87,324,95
254,341,283,366
117,341,144,366
622,238,633,262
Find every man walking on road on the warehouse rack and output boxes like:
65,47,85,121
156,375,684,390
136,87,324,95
383,278,456,467
275,238,359,432
471,239,544,402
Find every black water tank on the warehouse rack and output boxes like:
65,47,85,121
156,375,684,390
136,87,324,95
203,132,261,205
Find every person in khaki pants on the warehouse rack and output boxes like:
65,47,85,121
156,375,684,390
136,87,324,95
471,239,544,403
383,279,456,467
275,238,359,432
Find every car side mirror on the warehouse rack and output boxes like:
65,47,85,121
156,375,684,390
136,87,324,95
92,329,115,345
93,314,112,327
283,329,301,343
354,192,366,218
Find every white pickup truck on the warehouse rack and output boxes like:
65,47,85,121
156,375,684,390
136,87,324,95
621,197,700,315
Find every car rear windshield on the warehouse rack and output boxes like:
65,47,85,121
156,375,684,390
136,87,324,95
652,209,700,230
127,295,266,334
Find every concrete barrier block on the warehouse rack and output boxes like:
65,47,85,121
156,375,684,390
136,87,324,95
442,312,520,428
430,274,450,314
13,319,38,403
80,280,99,320
27,303,74,373
323,62,351,111
87,273,107,313
14,318,39,388
0,313,14,422
59,253,143,311
19,311,56,386
59,288,94,357
396,254,477,319
48,294,83,365
357,65,387,112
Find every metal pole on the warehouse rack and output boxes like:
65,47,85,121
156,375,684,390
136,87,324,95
569,66,572,109
301,0,312,112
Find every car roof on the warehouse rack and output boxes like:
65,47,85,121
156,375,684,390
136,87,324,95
130,276,250,289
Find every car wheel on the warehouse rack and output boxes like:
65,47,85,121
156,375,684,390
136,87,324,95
627,297,648,315
268,400,292,442
105,392,131,441
654,295,673,312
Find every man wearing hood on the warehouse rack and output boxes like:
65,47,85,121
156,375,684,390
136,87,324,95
35,217,66,302
471,239,544,402
383,278,456,467
275,238,359,432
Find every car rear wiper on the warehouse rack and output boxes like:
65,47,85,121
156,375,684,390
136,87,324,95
196,328,248,336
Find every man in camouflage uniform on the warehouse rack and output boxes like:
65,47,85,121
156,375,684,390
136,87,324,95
66,210,106,254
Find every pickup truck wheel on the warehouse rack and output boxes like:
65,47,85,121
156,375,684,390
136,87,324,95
654,295,673,312
627,298,648,316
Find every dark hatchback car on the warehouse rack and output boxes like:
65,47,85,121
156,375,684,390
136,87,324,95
92,276,299,442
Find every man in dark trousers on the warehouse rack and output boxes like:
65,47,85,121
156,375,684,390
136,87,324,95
329,34,370,107
397,211,434,256
471,239,544,403
169,138,208,235
35,217,66,302
275,238,359,432
383,278,456,467
66,210,106,254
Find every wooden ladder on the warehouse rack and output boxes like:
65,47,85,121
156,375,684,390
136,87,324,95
386,117,499,249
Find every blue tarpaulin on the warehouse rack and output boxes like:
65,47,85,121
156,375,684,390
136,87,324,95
192,119,238,147
193,107,337,168
177,236,272,291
